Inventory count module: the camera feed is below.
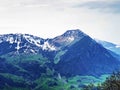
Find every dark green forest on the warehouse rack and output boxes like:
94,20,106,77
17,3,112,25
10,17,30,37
83,71,120,90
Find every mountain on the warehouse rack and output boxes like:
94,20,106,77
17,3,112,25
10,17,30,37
0,29,120,90
0,33,57,55
51,29,86,48
96,39,120,55
54,32,120,77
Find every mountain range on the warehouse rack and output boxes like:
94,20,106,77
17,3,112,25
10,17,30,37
0,29,120,90
96,39,120,55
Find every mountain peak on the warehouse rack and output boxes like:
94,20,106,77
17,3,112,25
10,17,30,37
63,29,86,37
51,29,87,48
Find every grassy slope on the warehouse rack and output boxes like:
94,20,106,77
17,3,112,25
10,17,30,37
0,53,110,90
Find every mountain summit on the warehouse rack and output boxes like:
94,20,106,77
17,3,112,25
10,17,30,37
50,29,87,49
62,29,86,37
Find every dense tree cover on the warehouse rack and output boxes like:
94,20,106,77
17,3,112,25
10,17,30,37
83,71,120,90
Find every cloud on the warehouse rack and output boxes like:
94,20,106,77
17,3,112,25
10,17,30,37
1,0,119,12
74,1,120,13
0,0,120,43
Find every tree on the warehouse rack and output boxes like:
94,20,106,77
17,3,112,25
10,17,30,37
83,71,120,90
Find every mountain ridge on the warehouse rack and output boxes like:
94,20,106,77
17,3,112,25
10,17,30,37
96,39,120,55
0,29,87,55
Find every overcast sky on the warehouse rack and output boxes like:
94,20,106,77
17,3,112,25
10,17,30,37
0,0,120,44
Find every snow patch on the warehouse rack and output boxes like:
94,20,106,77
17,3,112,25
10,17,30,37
116,45,120,48
24,34,56,51
68,36,74,42
7,37,14,44
30,49,36,53
15,41,21,51
24,35,41,47
42,41,56,51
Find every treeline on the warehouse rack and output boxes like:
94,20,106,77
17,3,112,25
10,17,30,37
83,71,120,90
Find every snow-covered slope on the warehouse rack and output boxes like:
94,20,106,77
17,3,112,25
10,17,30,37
0,34,57,55
0,29,86,54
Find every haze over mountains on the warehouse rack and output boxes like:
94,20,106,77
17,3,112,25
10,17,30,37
96,39,120,55
0,29,120,90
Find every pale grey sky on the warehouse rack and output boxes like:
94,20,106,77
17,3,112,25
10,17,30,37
0,0,120,44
